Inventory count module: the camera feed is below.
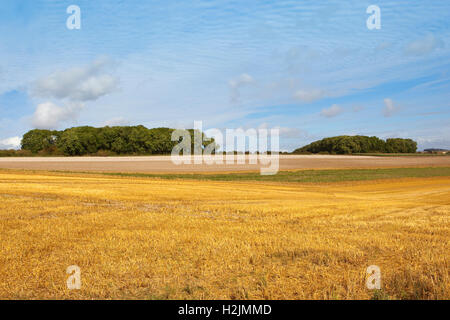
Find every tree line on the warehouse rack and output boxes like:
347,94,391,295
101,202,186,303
293,135,417,154
20,126,215,156
2,128,418,156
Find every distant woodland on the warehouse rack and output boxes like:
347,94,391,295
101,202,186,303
15,126,213,156
0,126,418,156
293,135,417,154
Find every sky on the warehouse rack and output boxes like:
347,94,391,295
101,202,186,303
0,0,449,151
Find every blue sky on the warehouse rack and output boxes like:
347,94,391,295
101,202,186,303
0,0,449,151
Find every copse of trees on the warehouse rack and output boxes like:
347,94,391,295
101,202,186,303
293,135,417,154
385,138,418,153
21,126,216,156
17,129,418,156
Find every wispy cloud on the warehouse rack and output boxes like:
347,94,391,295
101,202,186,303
320,104,343,118
404,34,443,56
102,117,129,127
229,73,254,103
383,98,399,117
293,89,326,103
258,122,306,139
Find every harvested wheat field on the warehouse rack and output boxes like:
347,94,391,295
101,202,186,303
0,169,449,300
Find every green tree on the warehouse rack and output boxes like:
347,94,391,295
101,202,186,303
21,129,59,154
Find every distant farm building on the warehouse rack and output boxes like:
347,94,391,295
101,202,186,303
423,148,449,154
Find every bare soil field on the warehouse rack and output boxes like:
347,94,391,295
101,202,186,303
0,155,449,173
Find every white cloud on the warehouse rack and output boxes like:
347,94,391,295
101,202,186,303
383,98,399,117
258,123,306,138
0,136,21,149
33,57,118,102
415,137,450,150
277,127,305,138
404,34,443,56
31,101,83,129
320,104,343,118
102,117,129,127
229,73,254,103
293,89,326,103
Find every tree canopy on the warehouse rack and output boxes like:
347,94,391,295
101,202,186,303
20,129,418,156
293,135,417,154
21,126,215,156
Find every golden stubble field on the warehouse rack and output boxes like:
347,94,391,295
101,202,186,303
0,170,449,299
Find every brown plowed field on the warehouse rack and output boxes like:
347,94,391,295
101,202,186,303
0,155,449,173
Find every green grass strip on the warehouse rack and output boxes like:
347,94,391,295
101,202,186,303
91,167,450,183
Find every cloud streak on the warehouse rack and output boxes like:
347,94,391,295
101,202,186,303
293,89,326,103
229,73,254,103
383,98,399,117
404,34,443,56
320,104,343,118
